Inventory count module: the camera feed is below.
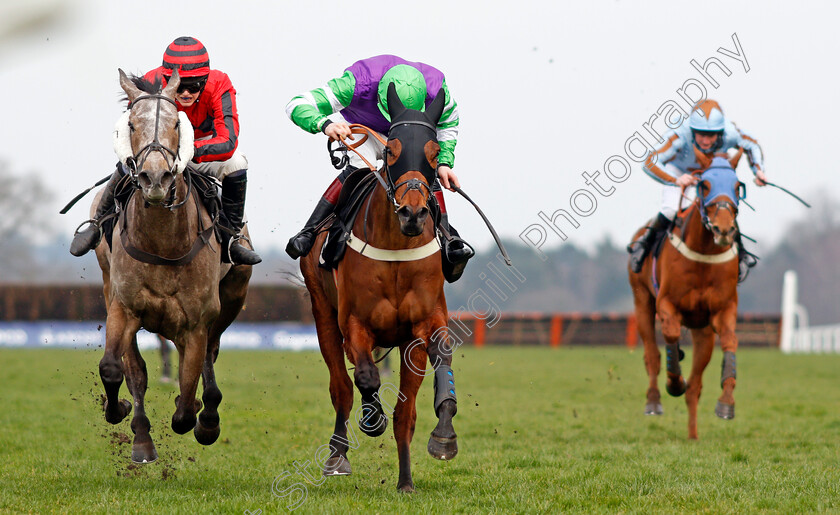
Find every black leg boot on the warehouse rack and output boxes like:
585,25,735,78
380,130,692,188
221,171,262,266
285,197,336,259
627,213,671,273
439,213,475,283
69,168,122,257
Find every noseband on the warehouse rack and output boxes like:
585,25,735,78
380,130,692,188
125,94,189,209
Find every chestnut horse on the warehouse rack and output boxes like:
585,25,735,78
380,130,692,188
93,70,251,462
628,154,744,439
300,84,458,492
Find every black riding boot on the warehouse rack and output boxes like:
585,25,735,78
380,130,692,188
221,172,262,266
69,167,123,257
285,197,335,259
735,231,758,283
440,213,475,283
627,213,671,273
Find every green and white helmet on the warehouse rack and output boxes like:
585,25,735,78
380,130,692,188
377,64,427,121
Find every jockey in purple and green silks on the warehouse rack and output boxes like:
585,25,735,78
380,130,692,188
284,55,472,278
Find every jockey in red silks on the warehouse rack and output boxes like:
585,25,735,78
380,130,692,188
284,55,474,281
70,36,261,265
627,99,766,281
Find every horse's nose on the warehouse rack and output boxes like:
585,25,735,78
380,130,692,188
138,169,174,203
397,205,429,236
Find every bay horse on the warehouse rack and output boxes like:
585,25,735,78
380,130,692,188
300,84,458,492
93,69,251,462
628,152,744,439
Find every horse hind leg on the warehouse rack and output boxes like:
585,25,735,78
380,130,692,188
633,287,664,415
123,336,158,463
687,327,715,439
100,306,139,425
193,272,248,446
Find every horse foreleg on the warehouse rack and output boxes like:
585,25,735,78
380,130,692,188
123,335,157,463
634,288,662,415
393,341,426,493
658,299,686,397
315,313,354,477
346,317,387,438
712,305,738,420
422,315,458,461
100,303,139,425
172,329,207,435
687,326,715,440
193,342,222,446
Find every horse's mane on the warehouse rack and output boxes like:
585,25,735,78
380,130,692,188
121,74,164,106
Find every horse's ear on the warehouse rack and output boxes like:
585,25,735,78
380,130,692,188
386,82,406,120
698,180,711,198
162,69,180,97
119,68,143,102
425,89,446,125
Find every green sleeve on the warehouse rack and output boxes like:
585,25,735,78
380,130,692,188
285,71,356,133
435,80,459,167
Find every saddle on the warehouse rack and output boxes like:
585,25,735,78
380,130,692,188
102,167,223,251
318,168,442,270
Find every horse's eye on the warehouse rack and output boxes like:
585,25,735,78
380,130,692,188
128,122,135,132
424,141,440,169
386,140,402,166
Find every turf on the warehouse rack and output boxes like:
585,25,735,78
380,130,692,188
1,346,838,514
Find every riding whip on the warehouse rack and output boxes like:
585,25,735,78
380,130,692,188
59,174,112,214
451,185,512,266
763,181,811,208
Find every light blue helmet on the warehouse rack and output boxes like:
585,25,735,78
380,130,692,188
688,100,725,132
689,99,725,152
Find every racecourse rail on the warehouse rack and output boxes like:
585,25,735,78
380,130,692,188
0,284,782,349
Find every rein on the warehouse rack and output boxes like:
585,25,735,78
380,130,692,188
330,123,512,266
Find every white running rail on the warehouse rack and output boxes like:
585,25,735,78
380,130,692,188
780,270,840,353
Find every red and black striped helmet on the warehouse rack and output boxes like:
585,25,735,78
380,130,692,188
161,36,210,78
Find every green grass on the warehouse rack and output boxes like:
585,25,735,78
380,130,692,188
1,346,838,514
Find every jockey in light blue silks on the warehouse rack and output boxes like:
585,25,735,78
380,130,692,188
627,99,767,282
284,55,474,281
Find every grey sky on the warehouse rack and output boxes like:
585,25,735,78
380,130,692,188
1,0,834,255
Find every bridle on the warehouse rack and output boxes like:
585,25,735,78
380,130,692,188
330,121,437,210
124,93,190,209
695,175,744,235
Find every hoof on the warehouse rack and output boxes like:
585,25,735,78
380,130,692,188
666,376,686,397
131,441,158,464
193,423,220,446
644,402,664,415
715,401,735,420
172,414,197,435
323,456,351,476
397,481,415,493
104,399,132,424
359,404,388,437
428,434,458,460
